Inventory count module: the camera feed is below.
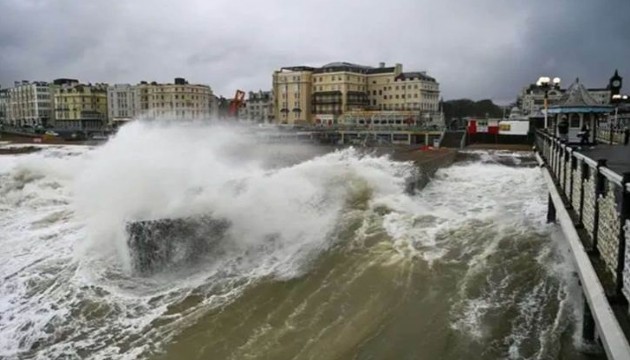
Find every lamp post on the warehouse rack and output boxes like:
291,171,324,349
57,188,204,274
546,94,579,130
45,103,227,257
536,76,561,131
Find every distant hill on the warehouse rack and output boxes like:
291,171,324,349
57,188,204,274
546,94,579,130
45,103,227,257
442,99,504,122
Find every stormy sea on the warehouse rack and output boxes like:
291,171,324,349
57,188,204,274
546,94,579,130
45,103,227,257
0,122,604,359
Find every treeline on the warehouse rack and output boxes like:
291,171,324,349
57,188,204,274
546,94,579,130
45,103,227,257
442,99,504,121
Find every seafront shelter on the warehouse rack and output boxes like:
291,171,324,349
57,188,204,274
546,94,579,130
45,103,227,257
547,78,612,143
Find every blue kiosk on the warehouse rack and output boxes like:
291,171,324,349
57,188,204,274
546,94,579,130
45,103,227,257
547,78,612,144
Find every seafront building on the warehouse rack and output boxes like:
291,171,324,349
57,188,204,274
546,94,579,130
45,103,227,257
0,88,8,126
107,84,139,127
52,79,108,131
107,78,216,126
517,70,622,116
5,81,54,128
271,62,441,126
244,90,274,123
136,78,214,120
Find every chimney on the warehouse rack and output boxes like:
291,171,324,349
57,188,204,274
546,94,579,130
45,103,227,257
379,62,385,68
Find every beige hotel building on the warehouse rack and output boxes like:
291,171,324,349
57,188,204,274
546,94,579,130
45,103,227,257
136,78,214,119
272,62,440,125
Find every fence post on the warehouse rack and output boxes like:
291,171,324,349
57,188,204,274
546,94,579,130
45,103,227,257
610,127,614,144
562,146,573,191
569,153,576,205
579,160,589,225
547,193,556,223
592,159,608,252
582,294,596,342
615,173,630,296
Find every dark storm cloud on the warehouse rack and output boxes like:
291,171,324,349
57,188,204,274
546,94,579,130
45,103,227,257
487,0,630,103
0,0,629,102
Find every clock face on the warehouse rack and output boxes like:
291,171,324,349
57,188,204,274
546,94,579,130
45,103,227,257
612,79,621,87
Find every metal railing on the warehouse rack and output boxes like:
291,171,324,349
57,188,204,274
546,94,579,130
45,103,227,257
597,128,630,145
537,129,630,358
537,130,630,296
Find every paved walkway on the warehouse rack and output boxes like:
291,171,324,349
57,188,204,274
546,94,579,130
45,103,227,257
577,144,630,174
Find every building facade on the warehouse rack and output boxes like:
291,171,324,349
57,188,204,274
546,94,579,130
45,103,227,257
107,78,215,124
272,62,441,126
245,90,274,123
53,79,108,131
517,71,622,116
5,81,54,128
136,78,214,120
107,84,138,126
0,88,7,126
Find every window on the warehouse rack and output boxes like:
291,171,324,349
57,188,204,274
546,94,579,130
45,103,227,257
372,90,376,95
379,90,382,95
396,86,399,90
395,95,399,99
570,114,580,128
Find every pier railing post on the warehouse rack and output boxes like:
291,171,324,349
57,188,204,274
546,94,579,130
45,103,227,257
562,146,572,193
554,141,560,178
569,154,576,205
555,141,561,178
582,294,596,342
610,127,614,144
579,161,588,225
559,147,564,190
547,193,556,223
616,173,630,296
550,139,556,174
592,159,608,252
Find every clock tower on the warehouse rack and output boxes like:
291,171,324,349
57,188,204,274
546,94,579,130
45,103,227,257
609,69,623,99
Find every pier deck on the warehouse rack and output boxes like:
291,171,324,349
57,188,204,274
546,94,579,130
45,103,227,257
578,145,630,174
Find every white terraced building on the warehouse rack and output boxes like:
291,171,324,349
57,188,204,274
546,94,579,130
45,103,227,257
6,81,54,128
107,84,139,127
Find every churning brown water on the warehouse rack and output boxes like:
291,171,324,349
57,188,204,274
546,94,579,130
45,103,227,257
0,123,604,359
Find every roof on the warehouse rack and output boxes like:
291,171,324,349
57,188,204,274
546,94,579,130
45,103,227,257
395,72,436,82
321,62,373,69
315,62,382,74
280,66,316,72
548,78,612,113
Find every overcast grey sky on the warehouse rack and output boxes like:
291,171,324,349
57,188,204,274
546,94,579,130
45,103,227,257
0,0,628,103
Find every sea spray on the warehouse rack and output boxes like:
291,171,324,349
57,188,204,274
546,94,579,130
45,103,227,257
0,121,595,359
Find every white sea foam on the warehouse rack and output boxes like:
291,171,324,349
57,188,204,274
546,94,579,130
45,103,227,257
0,121,417,358
0,122,579,359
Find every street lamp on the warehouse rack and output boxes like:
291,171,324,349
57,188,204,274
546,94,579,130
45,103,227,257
536,76,561,130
